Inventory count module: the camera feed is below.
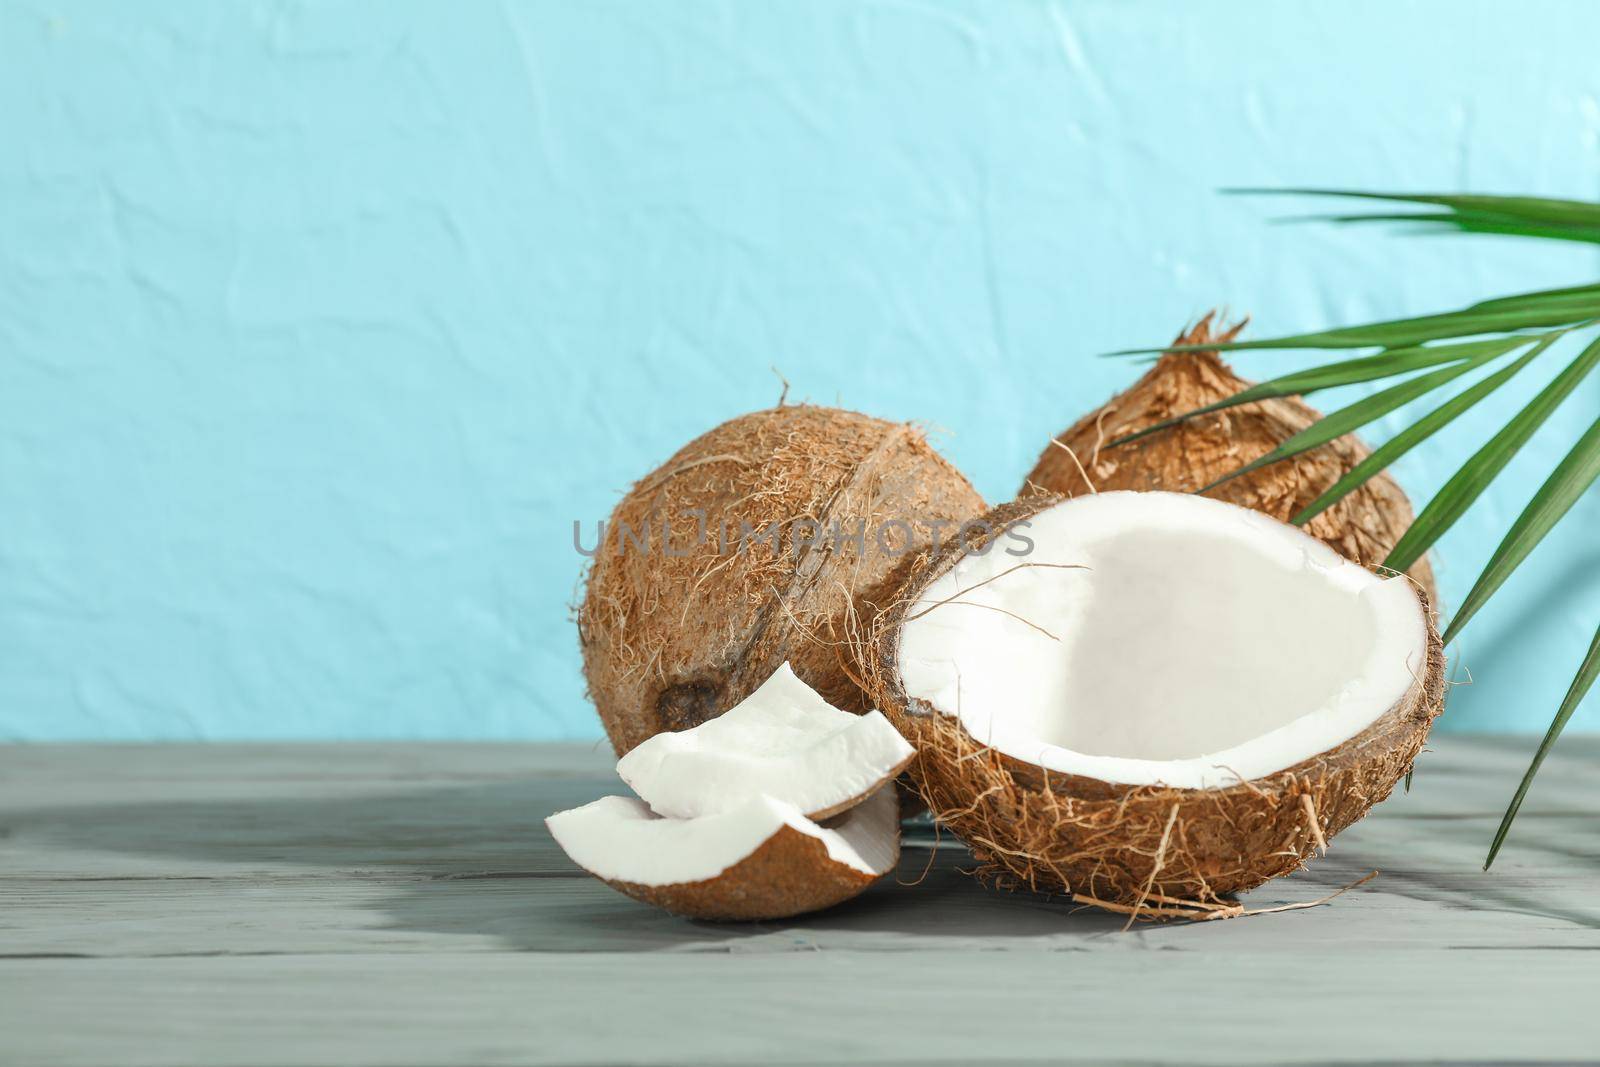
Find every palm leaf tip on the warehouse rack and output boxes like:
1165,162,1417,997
1484,623,1600,869
1100,312,1251,447
1102,310,1249,360
1225,189,1600,244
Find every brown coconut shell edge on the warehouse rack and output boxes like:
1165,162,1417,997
1022,314,1438,606
857,494,1448,910
604,818,897,922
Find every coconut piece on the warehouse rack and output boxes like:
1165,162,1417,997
617,661,915,820
1022,314,1436,604
580,403,984,756
546,786,899,921
860,491,1446,911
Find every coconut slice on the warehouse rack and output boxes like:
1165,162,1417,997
546,786,899,921
864,490,1446,907
616,662,915,820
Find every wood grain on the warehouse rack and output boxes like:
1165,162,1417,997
1,738,1596,1066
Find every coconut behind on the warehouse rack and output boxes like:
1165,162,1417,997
1022,314,1435,602
581,403,984,755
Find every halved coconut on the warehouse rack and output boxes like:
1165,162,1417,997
861,490,1445,909
617,661,916,820
546,786,899,921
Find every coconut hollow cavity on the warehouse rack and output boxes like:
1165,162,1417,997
547,787,899,922
618,662,915,820
862,491,1446,911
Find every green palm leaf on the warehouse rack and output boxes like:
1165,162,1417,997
1443,414,1600,643
1127,185,1600,854
1291,339,1554,527
1195,354,1500,495
1110,336,1535,449
1385,334,1600,573
1234,189,1600,222
1231,190,1600,245
1471,283,1600,313
1484,624,1600,869
1318,212,1600,245
1108,287,1600,355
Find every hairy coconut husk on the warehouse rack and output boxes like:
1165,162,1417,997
858,495,1447,914
580,403,985,756
1022,314,1436,604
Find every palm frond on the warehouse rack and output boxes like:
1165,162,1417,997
1291,339,1552,526
1229,189,1600,245
1317,213,1600,245
1194,353,1504,494
1124,186,1600,861
1484,624,1600,870
1385,334,1600,572
1110,335,1537,449
1443,414,1600,643
1108,288,1600,356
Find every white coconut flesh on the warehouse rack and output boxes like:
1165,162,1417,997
617,662,915,820
546,785,899,887
898,491,1429,790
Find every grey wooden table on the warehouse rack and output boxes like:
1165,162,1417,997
1,738,1597,1067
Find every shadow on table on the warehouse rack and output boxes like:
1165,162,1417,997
11,776,1132,948
16,773,1600,947
390,841,1142,950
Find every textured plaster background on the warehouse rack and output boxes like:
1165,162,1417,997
3,0,1599,740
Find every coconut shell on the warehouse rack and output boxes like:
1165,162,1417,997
580,403,985,756
859,495,1448,912
604,818,892,922
1022,314,1436,604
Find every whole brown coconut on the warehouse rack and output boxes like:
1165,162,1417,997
859,496,1447,914
580,403,984,756
1022,314,1436,604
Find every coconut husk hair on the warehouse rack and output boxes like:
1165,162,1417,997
857,495,1447,918
580,403,984,756
1023,313,1437,605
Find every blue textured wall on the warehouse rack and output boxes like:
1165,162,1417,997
4,1,1598,740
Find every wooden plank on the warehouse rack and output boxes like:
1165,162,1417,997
1,738,1597,1065
2,949,1596,1067
0,744,618,880
3,738,1595,882
6,858,1599,960
3,740,1596,885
